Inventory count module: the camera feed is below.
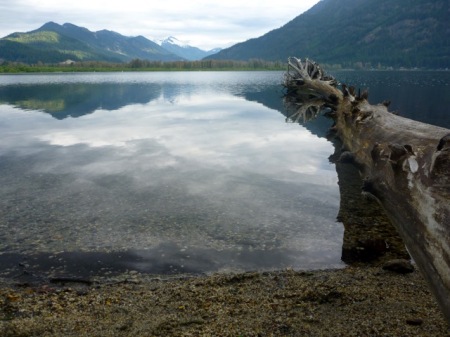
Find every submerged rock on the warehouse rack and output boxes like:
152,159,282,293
382,259,414,274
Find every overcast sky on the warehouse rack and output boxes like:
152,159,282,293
0,0,320,50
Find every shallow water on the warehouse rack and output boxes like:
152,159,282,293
0,70,448,279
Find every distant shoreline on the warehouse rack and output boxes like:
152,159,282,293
1,61,448,74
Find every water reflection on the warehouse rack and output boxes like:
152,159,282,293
0,82,162,119
333,154,410,264
283,91,410,265
0,71,288,119
1,70,447,279
0,72,343,279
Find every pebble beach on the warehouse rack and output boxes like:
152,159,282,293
1,266,449,336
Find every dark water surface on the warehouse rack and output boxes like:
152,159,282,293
0,70,448,280
331,70,450,129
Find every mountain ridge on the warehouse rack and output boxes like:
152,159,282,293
0,22,220,64
205,0,450,69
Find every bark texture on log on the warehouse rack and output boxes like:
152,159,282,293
283,58,450,323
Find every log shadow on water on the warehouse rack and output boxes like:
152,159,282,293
282,94,410,266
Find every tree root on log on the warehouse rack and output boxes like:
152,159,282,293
283,58,450,324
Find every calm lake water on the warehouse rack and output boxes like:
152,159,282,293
0,70,449,280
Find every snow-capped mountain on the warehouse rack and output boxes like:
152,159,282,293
158,36,222,61
160,36,190,48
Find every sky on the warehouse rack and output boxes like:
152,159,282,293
0,0,320,50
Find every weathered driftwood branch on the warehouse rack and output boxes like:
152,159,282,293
284,58,450,323
283,57,341,103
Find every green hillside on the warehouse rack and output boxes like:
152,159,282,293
0,39,70,64
0,22,182,64
206,0,450,69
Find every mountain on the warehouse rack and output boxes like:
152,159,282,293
206,0,450,69
158,36,221,60
0,22,183,64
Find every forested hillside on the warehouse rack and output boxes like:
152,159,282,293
206,0,449,69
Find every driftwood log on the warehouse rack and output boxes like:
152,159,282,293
283,57,450,323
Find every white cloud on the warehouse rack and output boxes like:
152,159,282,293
0,0,320,50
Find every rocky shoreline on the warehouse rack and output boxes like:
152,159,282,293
1,265,449,336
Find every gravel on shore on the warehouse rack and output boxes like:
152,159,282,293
1,266,449,336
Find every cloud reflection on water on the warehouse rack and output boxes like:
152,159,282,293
22,92,337,186
0,73,343,273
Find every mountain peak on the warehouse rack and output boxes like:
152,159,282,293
38,21,62,31
156,36,221,60
160,36,189,48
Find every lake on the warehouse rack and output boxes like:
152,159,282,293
0,70,449,281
